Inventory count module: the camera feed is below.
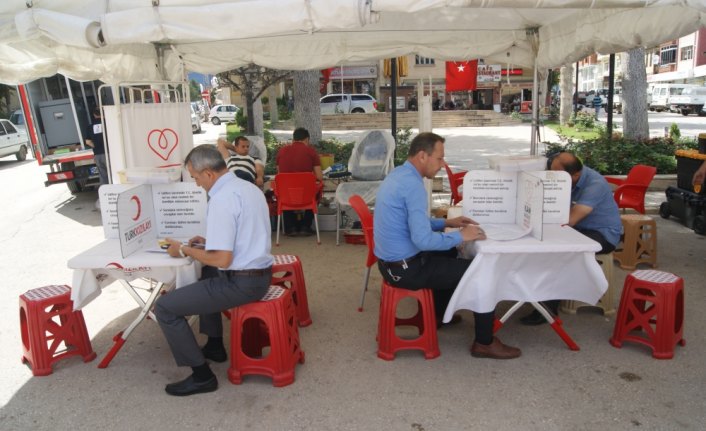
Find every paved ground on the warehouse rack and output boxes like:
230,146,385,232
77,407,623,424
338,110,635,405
1,122,705,430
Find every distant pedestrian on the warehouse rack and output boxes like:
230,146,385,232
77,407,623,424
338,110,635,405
592,94,602,118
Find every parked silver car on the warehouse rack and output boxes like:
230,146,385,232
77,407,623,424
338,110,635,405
0,118,30,161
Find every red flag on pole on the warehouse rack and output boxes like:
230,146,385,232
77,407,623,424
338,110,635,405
445,61,478,92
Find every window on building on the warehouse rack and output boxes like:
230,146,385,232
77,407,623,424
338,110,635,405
660,45,678,65
680,45,694,61
415,55,435,65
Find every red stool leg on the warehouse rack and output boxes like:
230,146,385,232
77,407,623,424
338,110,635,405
272,255,312,327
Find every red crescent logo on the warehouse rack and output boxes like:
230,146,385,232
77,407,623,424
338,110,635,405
147,128,179,161
106,262,124,269
130,195,141,221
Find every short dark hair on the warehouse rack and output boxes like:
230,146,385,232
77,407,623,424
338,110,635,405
408,132,444,158
234,136,249,145
293,128,309,141
93,106,101,116
553,151,583,174
184,144,227,172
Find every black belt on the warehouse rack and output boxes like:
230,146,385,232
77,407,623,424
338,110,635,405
222,268,270,277
380,253,422,267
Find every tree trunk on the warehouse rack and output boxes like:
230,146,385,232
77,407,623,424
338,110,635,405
245,88,255,134
253,97,264,137
621,47,649,140
559,64,573,125
268,85,278,124
293,70,322,145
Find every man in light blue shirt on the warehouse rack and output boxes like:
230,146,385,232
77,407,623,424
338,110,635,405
374,132,521,360
157,145,273,396
522,151,621,325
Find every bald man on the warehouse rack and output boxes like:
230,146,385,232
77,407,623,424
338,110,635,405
521,151,622,325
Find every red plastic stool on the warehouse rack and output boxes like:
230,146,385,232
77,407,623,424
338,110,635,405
609,270,685,359
19,285,96,376
377,281,440,360
228,286,305,387
272,254,312,327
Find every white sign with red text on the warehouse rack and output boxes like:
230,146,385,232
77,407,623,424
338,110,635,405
117,185,156,257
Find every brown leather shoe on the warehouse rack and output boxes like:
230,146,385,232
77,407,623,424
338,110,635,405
470,337,521,359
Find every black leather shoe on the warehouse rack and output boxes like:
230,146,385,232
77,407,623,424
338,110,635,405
519,309,548,326
165,375,218,396
201,346,227,363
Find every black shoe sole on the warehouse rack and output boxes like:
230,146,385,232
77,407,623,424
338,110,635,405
165,377,218,396
202,348,227,363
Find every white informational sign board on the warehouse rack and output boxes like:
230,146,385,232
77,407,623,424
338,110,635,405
117,185,156,258
99,183,138,239
462,170,544,240
152,182,207,238
102,182,207,257
528,170,572,224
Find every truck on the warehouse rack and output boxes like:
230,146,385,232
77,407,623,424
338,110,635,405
668,86,706,116
649,83,696,112
17,74,104,193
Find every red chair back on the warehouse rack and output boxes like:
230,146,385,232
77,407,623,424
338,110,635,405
612,165,657,214
444,162,467,206
349,194,377,268
273,173,320,213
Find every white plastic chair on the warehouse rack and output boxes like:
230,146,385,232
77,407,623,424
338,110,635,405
335,130,395,245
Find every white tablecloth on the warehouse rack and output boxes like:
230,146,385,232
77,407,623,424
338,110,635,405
444,224,608,317
67,239,202,309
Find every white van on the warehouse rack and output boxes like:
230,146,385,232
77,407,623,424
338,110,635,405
649,84,697,112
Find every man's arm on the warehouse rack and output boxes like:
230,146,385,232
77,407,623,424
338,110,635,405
255,162,265,187
693,160,706,186
313,165,323,182
85,138,95,149
567,204,593,227
165,238,233,268
216,138,232,161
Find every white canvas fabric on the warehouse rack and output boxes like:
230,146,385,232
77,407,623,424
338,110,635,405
0,1,705,84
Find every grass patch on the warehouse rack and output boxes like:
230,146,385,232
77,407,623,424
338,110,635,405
544,120,601,141
225,122,241,142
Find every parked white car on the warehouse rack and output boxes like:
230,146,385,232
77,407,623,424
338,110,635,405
190,105,202,133
320,94,378,115
0,118,30,161
669,86,706,116
209,104,238,125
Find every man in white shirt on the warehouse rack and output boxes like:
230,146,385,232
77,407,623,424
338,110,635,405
156,145,274,396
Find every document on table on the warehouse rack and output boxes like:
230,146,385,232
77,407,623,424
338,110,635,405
478,223,532,241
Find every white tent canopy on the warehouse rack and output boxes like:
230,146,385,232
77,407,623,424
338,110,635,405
1,0,705,84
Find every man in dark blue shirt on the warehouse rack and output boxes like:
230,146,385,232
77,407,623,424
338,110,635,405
85,106,108,185
374,132,521,359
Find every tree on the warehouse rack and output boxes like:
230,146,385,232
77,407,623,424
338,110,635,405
621,47,649,140
559,64,573,125
216,65,291,135
292,70,322,145
188,79,201,102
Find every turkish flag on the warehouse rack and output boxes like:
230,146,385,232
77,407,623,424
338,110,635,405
445,61,478,92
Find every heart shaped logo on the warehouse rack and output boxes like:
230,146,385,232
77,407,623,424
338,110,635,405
147,128,179,161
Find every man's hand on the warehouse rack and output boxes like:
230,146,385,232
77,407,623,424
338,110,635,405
164,238,184,258
460,224,486,242
693,161,706,186
445,216,477,229
188,236,205,248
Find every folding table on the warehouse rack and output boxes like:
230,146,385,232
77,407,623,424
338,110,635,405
68,239,201,367
444,224,608,350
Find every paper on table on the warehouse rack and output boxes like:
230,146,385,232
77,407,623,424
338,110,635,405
145,239,204,253
479,223,532,241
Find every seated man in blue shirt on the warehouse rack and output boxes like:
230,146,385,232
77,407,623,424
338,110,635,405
374,132,521,360
521,151,622,325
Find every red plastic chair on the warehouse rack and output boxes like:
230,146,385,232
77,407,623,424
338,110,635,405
272,172,323,245
444,162,467,206
348,194,377,312
605,165,657,214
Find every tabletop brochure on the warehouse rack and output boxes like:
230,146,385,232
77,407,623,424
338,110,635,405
461,170,571,241
98,183,207,257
